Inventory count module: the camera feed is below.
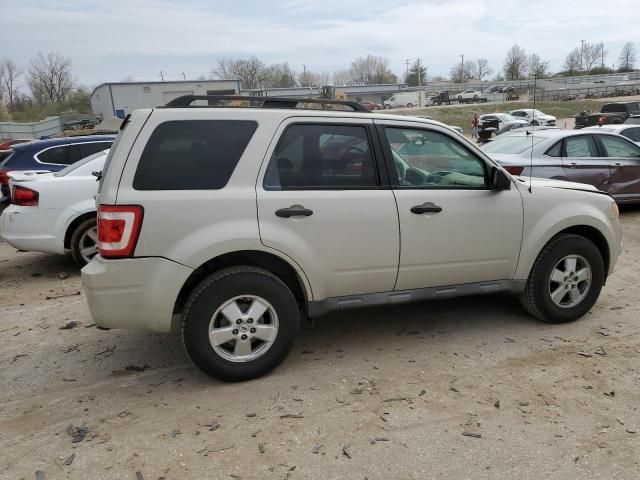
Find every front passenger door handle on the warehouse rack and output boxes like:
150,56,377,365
275,205,314,218
410,202,443,214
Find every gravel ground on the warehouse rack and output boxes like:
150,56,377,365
1,207,639,480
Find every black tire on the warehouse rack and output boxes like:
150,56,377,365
182,266,300,381
531,120,539,126
407,103,414,108
70,217,97,267
520,234,604,323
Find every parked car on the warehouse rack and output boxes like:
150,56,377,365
0,139,31,162
0,135,115,207
479,113,529,131
1,149,108,266
456,90,483,103
81,95,621,381
574,102,640,129
415,116,464,135
359,101,383,111
624,114,640,125
509,109,556,126
383,91,429,109
583,124,640,145
481,129,640,203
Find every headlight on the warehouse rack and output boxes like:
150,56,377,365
611,201,619,219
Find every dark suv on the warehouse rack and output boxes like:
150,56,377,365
0,135,114,205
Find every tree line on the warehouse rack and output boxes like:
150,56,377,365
0,52,89,122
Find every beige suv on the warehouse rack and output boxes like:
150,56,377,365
82,95,621,381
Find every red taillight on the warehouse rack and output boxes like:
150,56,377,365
0,169,10,185
504,166,525,176
12,185,39,206
97,205,144,258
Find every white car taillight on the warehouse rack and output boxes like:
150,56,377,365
97,205,144,258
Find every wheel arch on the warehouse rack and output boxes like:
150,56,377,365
555,225,610,277
64,211,96,249
173,250,311,319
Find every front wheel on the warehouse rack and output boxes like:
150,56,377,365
406,103,414,108
182,266,300,381
520,234,604,323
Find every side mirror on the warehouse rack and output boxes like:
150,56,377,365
490,166,511,191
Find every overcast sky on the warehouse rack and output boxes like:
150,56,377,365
1,0,637,88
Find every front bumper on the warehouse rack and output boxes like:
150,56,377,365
81,255,193,333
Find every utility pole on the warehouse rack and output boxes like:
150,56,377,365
601,42,604,68
160,71,165,81
302,64,307,86
416,58,422,107
580,40,585,71
405,58,410,81
460,54,464,83
182,72,186,80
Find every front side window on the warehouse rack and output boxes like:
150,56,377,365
384,127,486,188
599,135,640,158
564,135,598,158
264,124,378,190
133,120,257,190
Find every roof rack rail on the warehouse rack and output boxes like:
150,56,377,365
161,95,370,113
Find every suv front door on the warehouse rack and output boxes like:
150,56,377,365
257,119,399,300
595,133,640,202
376,121,523,290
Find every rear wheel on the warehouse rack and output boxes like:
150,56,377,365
520,234,604,323
182,267,300,381
406,103,414,108
70,218,98,267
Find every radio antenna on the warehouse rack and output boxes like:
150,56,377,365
528,74,537,193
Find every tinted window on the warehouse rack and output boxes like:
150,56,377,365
384,127,486,188
621,127,640,142
624,117,640,125
38,144,83,165
511,111,525,117
545,140,563,157
601,104,627,113
133,120,257,190
264,124,378,189
78,142,112,158
564,136,598,158
599,135,640,157
55,150,108,177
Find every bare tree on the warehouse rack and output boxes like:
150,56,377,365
563,47,582,75
581,42,604,72
503,45,528,80
212,57,269,90
27,52,74,104
527,54,551,78
264,62,297,88
299,69,330,87
0,58,22,112
618,42,637,71
449,63,465,83
475,58,493,80
347,55,397,85
333,69,354,86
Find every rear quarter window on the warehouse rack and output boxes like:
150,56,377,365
133,120,257,190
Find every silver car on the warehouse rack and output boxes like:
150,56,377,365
481,129,640,203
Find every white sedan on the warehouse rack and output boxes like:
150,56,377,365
456,90,483,103
0,149,108,266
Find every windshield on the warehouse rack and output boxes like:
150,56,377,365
481,135,546,154
54,150,109,177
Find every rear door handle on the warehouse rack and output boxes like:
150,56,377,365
275,205,313,218
410,202,443,214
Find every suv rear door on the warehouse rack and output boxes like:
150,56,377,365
595,133,640,202
257,118,399,300
375,120,523,290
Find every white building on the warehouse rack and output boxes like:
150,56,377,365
90,79,241,120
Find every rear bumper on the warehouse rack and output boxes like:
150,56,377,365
0,206,64,254
81,255,193,333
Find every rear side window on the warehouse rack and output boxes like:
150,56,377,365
38,145,83,165
545,140,563,157
133,120,257,190
564,135,598,158
263,124,379,190
78,142,112,158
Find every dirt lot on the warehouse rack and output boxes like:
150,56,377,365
1,209,640,480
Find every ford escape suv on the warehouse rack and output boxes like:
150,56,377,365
82,95,621,382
